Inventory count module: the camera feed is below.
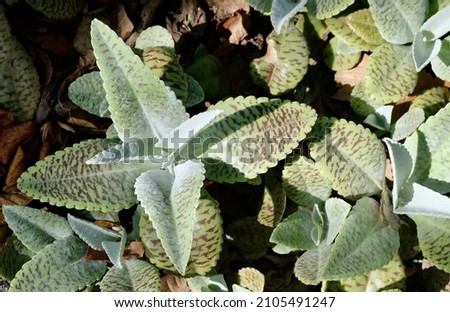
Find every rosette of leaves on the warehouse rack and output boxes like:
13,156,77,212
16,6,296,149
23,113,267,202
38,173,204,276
17,19,318,279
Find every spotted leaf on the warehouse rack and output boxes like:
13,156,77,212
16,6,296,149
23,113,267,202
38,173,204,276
90,19,188,141
0,236,34,281
409,87,449,118
18,139,158,211
308,117,386,198
306,0,355,20
99,260,160,292
325,16,378,51
0,5,40,122
345,9,385,46
139,190,223,276
25,0,85,19
9,236,106,291
257,171,286,228
365,44,418,104
391,108,425,141
250,25,309,95
237,267,265,292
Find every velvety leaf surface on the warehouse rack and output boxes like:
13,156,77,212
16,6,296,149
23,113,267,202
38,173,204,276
99,259,160,292
3,206,73,252
9,236,106,291
18,139,157,211
307,0,355,20
257,172,286,228
237,267,265,292
135,25,175,52
0,236,34,281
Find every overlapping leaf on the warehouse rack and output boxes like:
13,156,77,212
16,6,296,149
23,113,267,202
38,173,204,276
139,190,223,276
271,0,307,33
257,172,286,228
368,0,428,44
18,139,159,211
0,236,33,281
251,26,309,95
99,260,160,292
282,156,332,207
237,267,265,292
431,36,450,81
391,108,425,141
410,87,449,118
350,82,384,117
2,206,73,252
68,72,110,118
295,198,400,285
90,19,188,141
365,44,417,104
0,5,40,122
324,37,362,71
25,0,85,19
189,96,317,179
308,117,386,198
135,25,175,52
187,274,229,292
135,161,205,275
307,0,355,20
325,16,378,51
346,9,385,46
9,236,106,291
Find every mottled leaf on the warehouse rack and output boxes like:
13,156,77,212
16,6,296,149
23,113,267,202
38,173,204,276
307,0,355,20
237,267,265,292
140,190,223,276
325,16,378,51
135,25,175,53
270,210,316,254
411,215,450,273
409,87,449,118
308,117,386,198
100,259,160,292
391,108,425,141
340,256,406,291
0,236,33,281
91,19,188,141
271,0,307,33
188,274,229,292
368,0,428,44
365,44,417,104
9,236,106,291
102,228,127,268
363,106,393,131
295,198,400,285
135,161,204,275
0,5,40,122
185,75,205,107
68,71,110,118
282,156,332,208
2,205,73,252
25,0,85,19
257,171,286,228
227,217,272,260
192,96,317,179
350,81,384,117
203,160,262,184
324,37,362,71
67,214,121,251
346,9,385,46
251,26,309,95
18,139,158,211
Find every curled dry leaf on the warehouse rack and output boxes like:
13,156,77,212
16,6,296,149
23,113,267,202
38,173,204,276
218,11,248,44
160,275,190,292
0,121,35,165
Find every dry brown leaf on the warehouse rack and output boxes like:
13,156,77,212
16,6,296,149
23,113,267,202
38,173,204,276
160,275,190,292
0,121,35,165
205,0,250,21
3,147,26,189
218,11,248,44
0,192,32,206
85,248,109,261
0,109,14,127
117,4,134,40
123,241,145,260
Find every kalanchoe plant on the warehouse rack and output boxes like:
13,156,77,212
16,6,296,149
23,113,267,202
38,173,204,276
2,0,450,292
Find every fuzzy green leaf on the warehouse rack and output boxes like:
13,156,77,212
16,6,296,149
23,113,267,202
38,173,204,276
363,106,393,131
0,5,40,122
135,161,205,275
270,210,316,253
412,32,442,71
271,0,307,34
350,81,384,117
411,215,450,273
325,16,378,51
295,198,400,285
324,37,362,71
18,139,158,211
9,236,106,291
135,25,175,52
365,44,418,104
307,0,355,20
368,0,428,44
191,96,317,179
102,228,127,268
203,160,262,184
2,206,73,253
100,260,160,292
308,118,386,198
257,172,286,228
67,214,121,251
188,274,229,292
90,19,188,140
237,267,265,292
251,26,309,95
431,35,450,81
0,236,34,281
340,256,406,291
185,75,205,107
140,190,223,276
323,198,351,245
391,108,425,141
282,156,332,208
409,87,449,118
68,72,110,118
346,9,385,46
419,4,450,41
25,0,85,19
